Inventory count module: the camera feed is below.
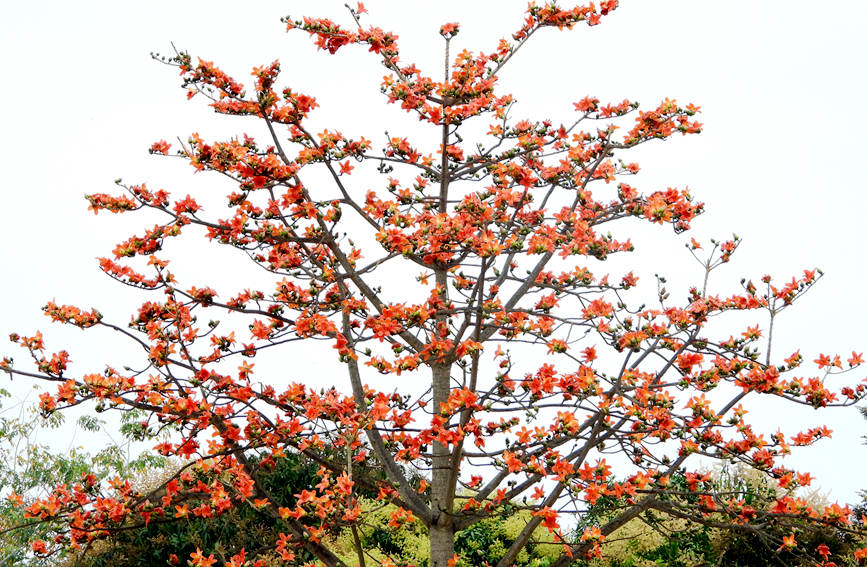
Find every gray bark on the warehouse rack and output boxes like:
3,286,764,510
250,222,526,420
429,361,455,567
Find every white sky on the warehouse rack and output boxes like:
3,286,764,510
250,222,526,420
1,1,866,503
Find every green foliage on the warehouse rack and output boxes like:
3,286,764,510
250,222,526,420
454,514,558,567
0,392,165,567
328,499,430,566
73,505,288,567
710,466,859,567
569,466,864,567
69,452,323,567
7,413,865,567
361,523,405,557
322,499,558,567
627,525,714,567
568,505,717,567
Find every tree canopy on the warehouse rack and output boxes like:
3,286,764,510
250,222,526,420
2,2,866,566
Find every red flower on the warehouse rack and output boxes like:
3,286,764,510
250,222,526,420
150,139,171,155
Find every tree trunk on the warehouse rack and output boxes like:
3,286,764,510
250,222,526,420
430,362,455,567
430,522,455,567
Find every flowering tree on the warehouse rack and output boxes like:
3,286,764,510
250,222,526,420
0,396,164,567
3,2,866,566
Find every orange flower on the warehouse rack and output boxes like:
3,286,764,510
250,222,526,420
190,548,217,567
440,22,460,37
150,140,171,155
31,540,48,555
532,506,559,531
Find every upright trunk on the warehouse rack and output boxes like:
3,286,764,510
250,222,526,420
430,522,455,567
432,85,454,564
430,361,455,567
